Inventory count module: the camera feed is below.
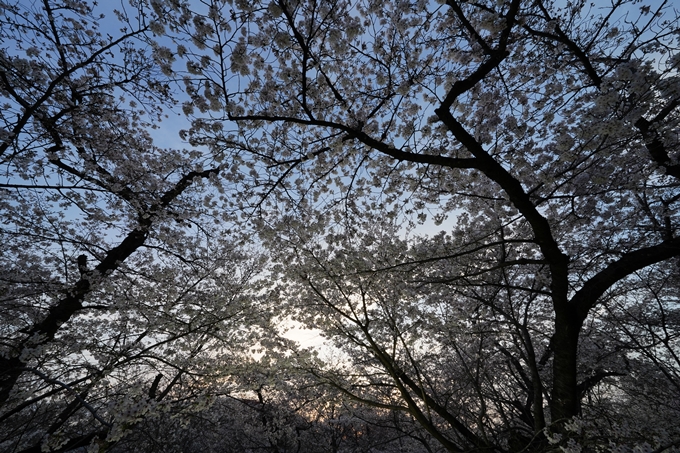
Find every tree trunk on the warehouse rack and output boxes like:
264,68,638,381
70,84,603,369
550,307,583,423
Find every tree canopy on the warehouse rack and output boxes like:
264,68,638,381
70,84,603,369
1,0,679,452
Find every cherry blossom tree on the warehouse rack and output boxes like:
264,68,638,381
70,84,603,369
110,364,441,453
169,0,680,451
0,1,270,451
4,0,680,451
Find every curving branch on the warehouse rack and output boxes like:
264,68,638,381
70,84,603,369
635,98,680,180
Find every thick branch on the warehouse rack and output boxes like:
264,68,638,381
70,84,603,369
440,0,520,110
577,370,625,397
523,0,602,87
227,113,479,169
434,110,569,303
571,237,680,321
0,166,221,406
635,100,680,180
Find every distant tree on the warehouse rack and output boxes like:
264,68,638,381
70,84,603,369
0,1,268,451
111,369,441,453
170,0,680,451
